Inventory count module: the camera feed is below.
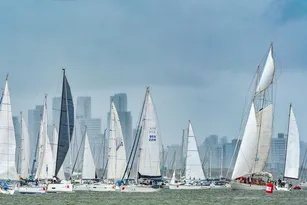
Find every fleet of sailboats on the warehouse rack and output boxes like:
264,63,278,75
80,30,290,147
0,43,306,195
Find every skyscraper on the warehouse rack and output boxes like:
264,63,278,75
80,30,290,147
52,97,61,130
76,96,91,119
28,105,43,164
107,93,132,158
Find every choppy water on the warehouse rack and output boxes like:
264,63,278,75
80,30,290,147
1,189,305,205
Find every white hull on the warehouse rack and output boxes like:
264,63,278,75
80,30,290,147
0,189,14,195
120,185,160,192
18,186,46,194
88,184,115,192
210,184,231,189
275,186,290,191
73,184,90,191
47,183,73,193
230,181,266,190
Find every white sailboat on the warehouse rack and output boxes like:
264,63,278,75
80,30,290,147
47,69,74,193
275,104,300,191
0,76,18,195
74,131,96,191
19,112,30,179
89,100,127,192
120,87,161,193
35,96,55,181
169,121,205,190
230,44,275,190
18,111,47,194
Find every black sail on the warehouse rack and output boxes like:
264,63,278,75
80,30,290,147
55,70,74,176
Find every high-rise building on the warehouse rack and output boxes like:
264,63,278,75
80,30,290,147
107,93,132,158
76,96,91,119
223,139,241,171
267,133,286,178
28,105,43,164
80,118,103,169
52,97,61,131
13,116,21,173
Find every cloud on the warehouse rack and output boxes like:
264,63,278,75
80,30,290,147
0,0,307,145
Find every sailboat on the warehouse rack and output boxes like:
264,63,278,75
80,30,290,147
35,96,55,181
73,130,96,191
275,104,300,191
0,76,18,195
18,108,48,194
88,100,127,192
120,87,162,192
230,44,275,190
47,69,74,193
169,121,205,190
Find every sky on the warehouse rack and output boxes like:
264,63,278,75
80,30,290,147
0,0,307,145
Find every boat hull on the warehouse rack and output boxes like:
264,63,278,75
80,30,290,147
0,189,15,195
73,184,90,191
230,181,266,190
47,184,73,193
18,186,47,194
275,185,290,191
88,184,115,192
120,185,160,192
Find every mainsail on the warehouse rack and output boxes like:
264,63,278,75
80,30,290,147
107,101,127,181
284,105,300,179
0,76,18,180
185,121,205,180
55,69,74,177
20,112,30,179
137,88,161,178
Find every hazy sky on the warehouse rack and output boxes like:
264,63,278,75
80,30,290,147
0,0,307,145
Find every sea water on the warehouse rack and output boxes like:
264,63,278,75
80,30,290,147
1,189,305,205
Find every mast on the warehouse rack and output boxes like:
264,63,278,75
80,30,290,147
180,129,185,178
283,103,292,181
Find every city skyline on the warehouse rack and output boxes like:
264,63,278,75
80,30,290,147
1,1,307,146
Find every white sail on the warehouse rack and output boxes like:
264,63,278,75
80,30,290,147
185,121,205,180
256,45,275,93
138,89,161,178
35,97,55,179
170,170,176,184
232,103,258,180
284,106,300,179
253,104,273,173
52,126,65,179
20,113,30,179
113,102,127,180
0,77,18,180
107,102,117,180
82,132,96,179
